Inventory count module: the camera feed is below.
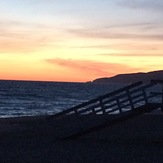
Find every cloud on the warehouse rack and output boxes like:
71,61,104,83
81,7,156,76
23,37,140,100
68,28,163,41
119,0,163,11
68,26,163,41
46,58,140,77
105,22,163,33
0,18,62,53
66,42,163,56
93,42,163,57
100,53,163,57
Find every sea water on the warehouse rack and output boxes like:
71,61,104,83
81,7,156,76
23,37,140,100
0,80,124,118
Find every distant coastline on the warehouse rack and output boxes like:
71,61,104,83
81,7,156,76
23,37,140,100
92,70,163,84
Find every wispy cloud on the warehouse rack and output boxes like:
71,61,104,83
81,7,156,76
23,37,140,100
68,27,163,41
46,58,140,77
119,0,163,12
0,18,63,53
100,53,163,57
105,22,163,33
95,42,163,57
65,42,163,55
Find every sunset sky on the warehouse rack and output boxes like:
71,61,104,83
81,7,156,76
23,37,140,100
0,0,163,82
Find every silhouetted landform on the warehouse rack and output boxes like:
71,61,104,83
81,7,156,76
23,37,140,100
93,70,163,84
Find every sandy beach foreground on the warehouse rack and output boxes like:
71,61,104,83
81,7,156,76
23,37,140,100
0,114,163,162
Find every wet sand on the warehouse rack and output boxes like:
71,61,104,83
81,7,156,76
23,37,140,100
0,114,163,162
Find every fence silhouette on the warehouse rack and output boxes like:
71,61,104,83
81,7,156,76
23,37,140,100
49,80,163,139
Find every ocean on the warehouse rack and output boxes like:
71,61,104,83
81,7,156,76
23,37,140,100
0,80,124,118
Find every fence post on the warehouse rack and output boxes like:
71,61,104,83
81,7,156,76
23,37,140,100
142,89,148,104
126,90,134,109
99,99,106,114
92,108,96,115
116,98,122,113
74,109,79,116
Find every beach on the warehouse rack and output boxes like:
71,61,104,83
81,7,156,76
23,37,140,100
0,114,163,162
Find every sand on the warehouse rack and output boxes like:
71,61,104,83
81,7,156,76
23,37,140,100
0,114,163,162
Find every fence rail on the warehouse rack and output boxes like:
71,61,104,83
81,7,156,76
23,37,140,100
50,80,163,120
47,80,163,139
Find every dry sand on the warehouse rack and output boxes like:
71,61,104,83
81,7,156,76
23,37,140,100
0,114,163,162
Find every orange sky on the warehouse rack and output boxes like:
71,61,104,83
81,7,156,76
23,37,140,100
0,0,163,82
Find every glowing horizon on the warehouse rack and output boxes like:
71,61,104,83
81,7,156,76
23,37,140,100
0,0,163,82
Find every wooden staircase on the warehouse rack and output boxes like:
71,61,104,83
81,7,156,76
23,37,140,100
49,80,163,139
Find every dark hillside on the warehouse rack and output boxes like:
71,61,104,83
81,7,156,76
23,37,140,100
93,70,163,84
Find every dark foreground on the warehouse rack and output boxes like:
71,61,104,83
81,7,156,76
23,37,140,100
0,114,163,162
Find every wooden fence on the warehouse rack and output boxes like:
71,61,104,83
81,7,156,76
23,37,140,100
50,80,163,119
